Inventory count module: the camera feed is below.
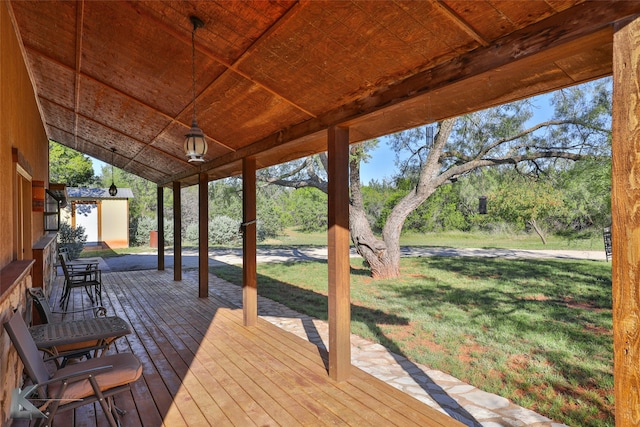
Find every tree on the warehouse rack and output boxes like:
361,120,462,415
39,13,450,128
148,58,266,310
487,176,567,244
263,78,612,278
49,141,96,186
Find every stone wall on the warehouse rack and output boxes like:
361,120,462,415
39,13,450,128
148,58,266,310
0,262,34,426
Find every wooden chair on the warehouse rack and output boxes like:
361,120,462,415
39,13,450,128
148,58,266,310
4,312,142,427
58,254,102,310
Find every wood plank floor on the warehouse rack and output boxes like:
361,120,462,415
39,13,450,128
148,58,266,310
19,269,460,427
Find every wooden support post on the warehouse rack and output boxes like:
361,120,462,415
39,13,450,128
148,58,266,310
327,125,351,381
157,186,164,271
173,181,182,282
199,173,208,298
612,16,640,426
242,157,258,326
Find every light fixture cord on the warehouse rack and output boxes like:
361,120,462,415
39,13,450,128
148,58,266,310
111,149,115,183
191,24,197,125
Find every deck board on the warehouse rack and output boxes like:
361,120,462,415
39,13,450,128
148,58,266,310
18,269,461,427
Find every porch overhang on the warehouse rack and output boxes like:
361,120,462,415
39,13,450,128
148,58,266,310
7,1,640,186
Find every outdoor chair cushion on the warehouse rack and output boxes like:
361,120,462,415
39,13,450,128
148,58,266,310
48,352,142,400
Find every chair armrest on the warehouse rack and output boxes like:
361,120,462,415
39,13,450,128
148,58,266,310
66,262,99,272
66,268,101,280
66,265,100,274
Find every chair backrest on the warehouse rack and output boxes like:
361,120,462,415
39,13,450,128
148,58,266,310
4,312,51,395
58,253,71,281
28,288,54,324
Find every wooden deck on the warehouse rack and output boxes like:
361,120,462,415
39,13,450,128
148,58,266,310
21,269,460,426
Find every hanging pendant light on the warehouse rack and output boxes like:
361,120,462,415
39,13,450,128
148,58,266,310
109,148,118,197
184,15,207,163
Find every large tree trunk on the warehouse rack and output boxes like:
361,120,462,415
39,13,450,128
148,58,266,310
349,205,400,278
349,120,456,279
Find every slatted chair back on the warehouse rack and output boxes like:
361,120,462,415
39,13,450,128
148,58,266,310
58,253,72,282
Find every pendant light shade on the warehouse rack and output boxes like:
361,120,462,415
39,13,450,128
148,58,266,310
184,15,207,163
184,120,207,162
109,148,118,197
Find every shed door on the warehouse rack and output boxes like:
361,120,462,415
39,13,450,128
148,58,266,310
75,203,99,244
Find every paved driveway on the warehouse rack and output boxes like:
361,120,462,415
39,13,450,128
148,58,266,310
95,246,607,272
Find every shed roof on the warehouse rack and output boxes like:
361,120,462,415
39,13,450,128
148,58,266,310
67,187,135,200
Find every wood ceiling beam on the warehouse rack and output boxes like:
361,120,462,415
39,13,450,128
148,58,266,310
22,45,178,123
431,1,489,47
72,0,84,150
224,1,317,117
123,1,315,119
105,1,308,171
21,43,234,168
47,116,188,175
158,0,640,186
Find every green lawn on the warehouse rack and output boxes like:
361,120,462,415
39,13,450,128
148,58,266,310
262,229,605,251
211,256,613,427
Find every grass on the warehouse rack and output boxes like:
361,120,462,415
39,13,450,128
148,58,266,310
211,256,613,427
262,229,605,251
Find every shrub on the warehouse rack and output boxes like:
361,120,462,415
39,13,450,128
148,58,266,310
209,215,241,245
133,216,156,246
185,223,199,244
57,223,87,259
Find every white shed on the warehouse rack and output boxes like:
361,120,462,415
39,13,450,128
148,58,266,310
62,187,134,249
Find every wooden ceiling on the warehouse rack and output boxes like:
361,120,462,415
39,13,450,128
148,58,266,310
8,1,640,186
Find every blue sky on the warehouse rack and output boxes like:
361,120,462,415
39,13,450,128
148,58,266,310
359,92,555,183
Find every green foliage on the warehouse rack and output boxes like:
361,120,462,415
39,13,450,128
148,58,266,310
555,158,612,231
487,177,566,231
361,181,393,231
286,187,327,232
257,199,285,241
208,215,241,245
49,141,96,186
185,223,199,244
407,184,467,232
57,223,87,259
132,216,174,247
133,216,156,246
